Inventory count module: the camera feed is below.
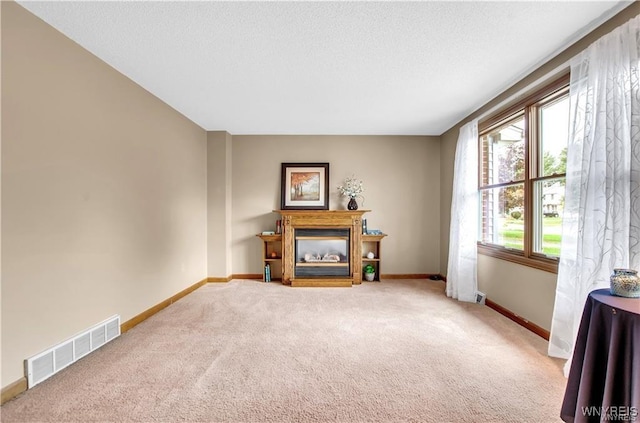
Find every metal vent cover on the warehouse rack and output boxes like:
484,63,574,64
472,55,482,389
25,315,120,388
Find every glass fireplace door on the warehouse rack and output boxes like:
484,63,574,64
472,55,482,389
295,229,350,277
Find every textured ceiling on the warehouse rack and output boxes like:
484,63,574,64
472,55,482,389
17,1,631,135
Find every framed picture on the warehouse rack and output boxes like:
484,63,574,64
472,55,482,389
280,162,329,210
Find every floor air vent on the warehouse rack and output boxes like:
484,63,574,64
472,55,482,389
25,315,120,388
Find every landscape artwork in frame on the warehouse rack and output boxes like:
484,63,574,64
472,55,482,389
281,163,329,210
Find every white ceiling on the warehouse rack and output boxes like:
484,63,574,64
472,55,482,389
18,1,632,135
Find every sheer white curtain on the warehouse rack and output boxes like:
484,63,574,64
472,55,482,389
549,15,640,361
446,120,479,303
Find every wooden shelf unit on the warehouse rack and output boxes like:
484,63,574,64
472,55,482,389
257,214,387,286
257,215,387,286
362,234,387,281
256,234,282,282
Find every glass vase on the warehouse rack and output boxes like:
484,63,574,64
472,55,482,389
347,197,358,210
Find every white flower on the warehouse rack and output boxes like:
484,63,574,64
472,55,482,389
337,175,364,199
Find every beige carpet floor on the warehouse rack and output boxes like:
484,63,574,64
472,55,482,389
1,279,567,423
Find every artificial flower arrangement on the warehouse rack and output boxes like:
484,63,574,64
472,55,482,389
337,175,364,199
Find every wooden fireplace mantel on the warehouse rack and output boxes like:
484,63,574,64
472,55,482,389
275,210,370,287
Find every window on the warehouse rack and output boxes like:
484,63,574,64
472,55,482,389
478,76,569,273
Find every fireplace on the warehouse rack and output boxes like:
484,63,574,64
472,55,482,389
277,209,367,287
295,229,350,277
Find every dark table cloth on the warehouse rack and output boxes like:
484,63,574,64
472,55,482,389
561,288,640,422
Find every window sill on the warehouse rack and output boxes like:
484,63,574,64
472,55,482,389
477,243,558,274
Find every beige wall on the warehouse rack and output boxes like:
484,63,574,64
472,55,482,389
1,2,208,388
439,3,640,331
230,135,440,276
207,131,233,278
477,256,558,330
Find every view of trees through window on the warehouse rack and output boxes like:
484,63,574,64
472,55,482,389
479,81,568,266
